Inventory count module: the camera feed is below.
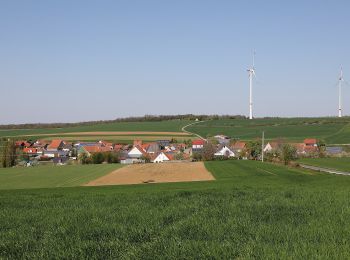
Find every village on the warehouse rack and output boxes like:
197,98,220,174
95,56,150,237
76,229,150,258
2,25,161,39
12,134,347,167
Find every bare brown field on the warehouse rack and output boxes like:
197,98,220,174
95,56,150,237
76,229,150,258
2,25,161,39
85,162,215,186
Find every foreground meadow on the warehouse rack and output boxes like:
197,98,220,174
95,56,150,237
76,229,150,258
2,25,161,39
1,160,350,258
0,164,122,190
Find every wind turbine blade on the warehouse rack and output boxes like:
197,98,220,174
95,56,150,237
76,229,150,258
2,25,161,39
343,80,350,86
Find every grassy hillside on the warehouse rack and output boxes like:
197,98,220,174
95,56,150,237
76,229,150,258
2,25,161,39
0,164,122,190
299,157,350,172
1,160,350,258
186,117,350,143
0,120,192,138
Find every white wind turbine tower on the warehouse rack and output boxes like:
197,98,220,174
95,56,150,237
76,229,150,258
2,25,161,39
247,52,256,120
338,67,344,117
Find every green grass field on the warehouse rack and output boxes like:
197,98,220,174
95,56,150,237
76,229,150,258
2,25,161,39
186,117,350,144
0,164,122,190
1,160,350,258
0,120,192,138
299,157,350,172
4,117,350,144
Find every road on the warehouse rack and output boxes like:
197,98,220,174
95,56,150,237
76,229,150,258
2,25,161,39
181,121,206,141
299,164,350,176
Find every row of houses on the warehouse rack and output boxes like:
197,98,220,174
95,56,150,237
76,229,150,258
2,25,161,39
210,137,344,158
16,136,344,165
16,139,193,164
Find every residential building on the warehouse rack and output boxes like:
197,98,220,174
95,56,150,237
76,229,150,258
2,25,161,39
192,139,205,152
214,145,235,157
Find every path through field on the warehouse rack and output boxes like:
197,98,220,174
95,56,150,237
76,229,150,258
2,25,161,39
85,162,215,186
181,120,207,140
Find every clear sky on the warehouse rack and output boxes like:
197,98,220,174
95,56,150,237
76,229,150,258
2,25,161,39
1,0,349,124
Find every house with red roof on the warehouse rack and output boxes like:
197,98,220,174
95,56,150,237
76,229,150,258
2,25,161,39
23,148,43,156
192,139,205,151
151,152,173,163
47,140,65,151
79,145,111,157
231,141,246,153
15,140,32,148
304,139,317,147
263,141,283,153
128,145,148,159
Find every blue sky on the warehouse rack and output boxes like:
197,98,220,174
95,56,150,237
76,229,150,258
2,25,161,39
1,0,349,124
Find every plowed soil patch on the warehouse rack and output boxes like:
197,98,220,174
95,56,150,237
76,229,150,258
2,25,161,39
85,162,215,186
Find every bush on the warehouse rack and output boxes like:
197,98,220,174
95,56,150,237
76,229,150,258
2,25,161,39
92,153,105,164
192,152,202,161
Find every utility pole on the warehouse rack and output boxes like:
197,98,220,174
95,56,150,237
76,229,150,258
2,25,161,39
261,131,265,162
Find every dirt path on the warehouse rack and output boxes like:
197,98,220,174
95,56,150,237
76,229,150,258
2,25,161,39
181,121,207,140
85,162,215,186
299,164,350,176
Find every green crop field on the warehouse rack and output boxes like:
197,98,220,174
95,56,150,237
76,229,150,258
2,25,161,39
299,157,350,172
186,117,350,144
1,160,350,258
0,164,122,190
0,120,192,138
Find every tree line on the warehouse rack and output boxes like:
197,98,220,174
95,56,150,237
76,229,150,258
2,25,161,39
0,114,246,130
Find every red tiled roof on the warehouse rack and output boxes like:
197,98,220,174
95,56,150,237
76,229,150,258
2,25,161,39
165,153,174,160
192,139,205,145
268,142,282,150
23,148,38,154
151,152,173,161
141,143,150,150
304,139,317,145
83,146,101,153
137,145,148,156
48,139,64,149
232,141,246,149
114,144,123,151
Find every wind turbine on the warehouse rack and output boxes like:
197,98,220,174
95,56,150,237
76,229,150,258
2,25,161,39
338,67,344,118
247,52,256,120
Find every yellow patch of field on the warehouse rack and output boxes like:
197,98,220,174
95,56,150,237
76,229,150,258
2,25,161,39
85,162,215,186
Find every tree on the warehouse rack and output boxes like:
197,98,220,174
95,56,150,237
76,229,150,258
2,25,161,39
246,140,262,160
280,144,297,165
170,138,178,144
1,139,17,168
104,152,120,163
79,152,91,164
92,152,105,164
140,154,151,163
317,139,326,158
192,152,202,161
174,152,184,160
201,142,216,161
